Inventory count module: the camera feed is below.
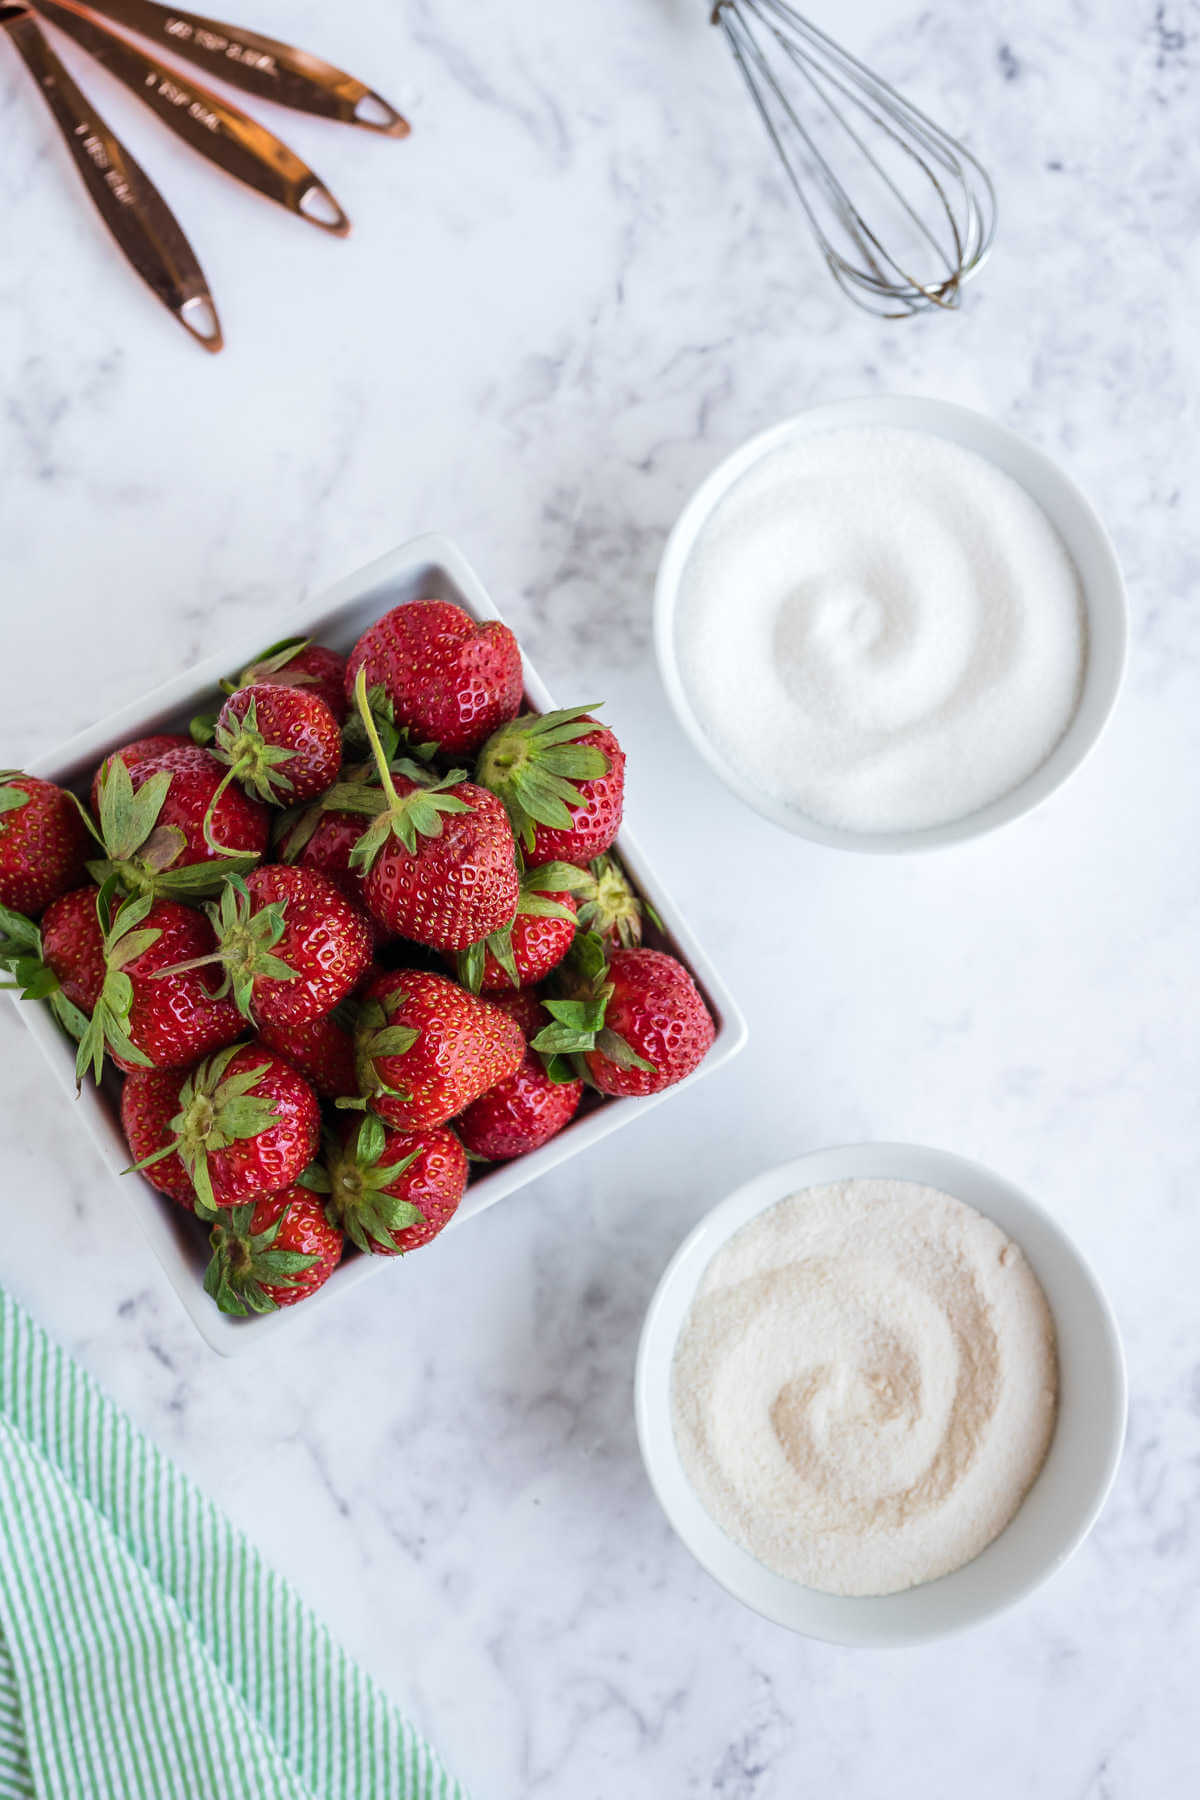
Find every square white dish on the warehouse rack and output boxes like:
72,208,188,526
15,534,748,1355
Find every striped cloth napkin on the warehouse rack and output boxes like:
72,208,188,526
0,1290,466,1800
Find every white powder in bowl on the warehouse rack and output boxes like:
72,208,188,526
673,426,1087,833
671,1179,1058,1597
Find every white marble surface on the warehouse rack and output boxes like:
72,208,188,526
2,0,1198,1793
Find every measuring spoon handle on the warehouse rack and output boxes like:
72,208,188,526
1,3,222,350
35,0,350,233
62,0,409,133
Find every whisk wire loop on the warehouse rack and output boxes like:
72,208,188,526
712,0,996,316
737,12,948,302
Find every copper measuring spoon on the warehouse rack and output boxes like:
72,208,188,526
35,0,351,234
3,1,408,348
1,1,223,350
57,0,410,133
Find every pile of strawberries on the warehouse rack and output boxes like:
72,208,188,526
0,599,715,1318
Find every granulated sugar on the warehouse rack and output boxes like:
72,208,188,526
671,1179,1058,1597
674,426,1087,833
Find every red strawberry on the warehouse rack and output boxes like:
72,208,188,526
1,887,97,1045
590,949,713,1095
461,988,584,1157
227,638,348,724
533,939,715,1097
345,669,519,952
454,860,583,993
325,1115,467,1254
476,710,625,863
361,774,518,952
280,806,370,912
203,1184,344,1314
125,1042,320,1211
121,1067,197,1207
257,1007,358,1100
178,868,372,1033
209,685,342,819
487,988,549,1039
274,807,385,963
39,884,243,1081
35,886,107,1012
0,774,91,916
89,735,191,813
476,890,576,990
458,1050,583,1161
354,969,524,1130
91,746,269,900
346,598,523,757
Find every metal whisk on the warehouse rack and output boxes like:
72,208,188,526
711,0,996,316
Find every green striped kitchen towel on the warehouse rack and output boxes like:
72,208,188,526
0,1289,466,1800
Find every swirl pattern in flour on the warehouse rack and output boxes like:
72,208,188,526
671,1180,1058,1597
674,428,1087,833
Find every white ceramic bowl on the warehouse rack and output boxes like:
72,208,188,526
12,535,747,1355
635,1142,1126,1646
654,396,1129,853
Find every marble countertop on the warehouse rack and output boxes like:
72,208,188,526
2,0,1197,1794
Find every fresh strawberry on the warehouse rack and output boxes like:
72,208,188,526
203,1183,344,1314
120,1067,197,1207
534,938,715,1097
279,804,370,912
476,710,625,863
579,948,713,1096
454,860,584,993
257,1006,358,1100
125,1042,321,1211
487,988,549,1040
344,670,519,952
89,735,191,813
36,883,244,1082
0,774,91,916
7,881,244,1083
173,868,372,1033
90,747,269,900
23,886,105,1012
225,638,348,724
573,853,656,949
459,988,584,1158
358,773,518,952
0,893,94,1045
458,1048,583,1161
345,597,523,757
207,685,342,831
354,969,524,1130
324,1115,467,1254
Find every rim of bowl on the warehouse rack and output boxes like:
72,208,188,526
635,1141,1128,1647
653,396,1130,854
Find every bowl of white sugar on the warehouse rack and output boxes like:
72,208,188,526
655,397,1127,851
635,1143,1126,1646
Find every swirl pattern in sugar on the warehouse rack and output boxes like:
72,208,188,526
674,427,1087,834
671,1179,1059,1597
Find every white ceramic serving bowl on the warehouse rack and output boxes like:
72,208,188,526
12,535,747,1355
654,395,1129,853
635,1142,1126,1647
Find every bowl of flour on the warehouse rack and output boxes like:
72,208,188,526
635,1143,1126,1646
655,397,1127,851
